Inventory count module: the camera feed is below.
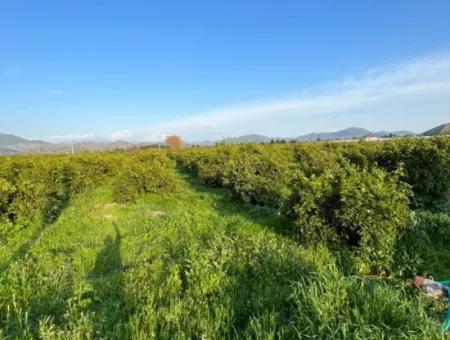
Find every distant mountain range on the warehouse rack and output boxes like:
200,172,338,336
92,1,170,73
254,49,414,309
0,133,30,145
215,128,416,144
220,134,272,144
0,133,51,146
296,127,415,142
0,123,448,155
0,134,141,155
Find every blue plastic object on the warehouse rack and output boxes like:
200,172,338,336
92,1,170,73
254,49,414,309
438,280,450,332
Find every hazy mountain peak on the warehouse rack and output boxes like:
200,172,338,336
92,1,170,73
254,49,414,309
422,123,450,136
0,133,29,146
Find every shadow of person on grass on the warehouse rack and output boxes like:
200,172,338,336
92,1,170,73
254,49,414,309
89,224,129,339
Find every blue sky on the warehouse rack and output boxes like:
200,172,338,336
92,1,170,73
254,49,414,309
1,1,450,141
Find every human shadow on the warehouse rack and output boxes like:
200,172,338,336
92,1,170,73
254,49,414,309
88,224,129,339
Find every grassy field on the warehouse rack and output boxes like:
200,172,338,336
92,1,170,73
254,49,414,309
0,169,449,339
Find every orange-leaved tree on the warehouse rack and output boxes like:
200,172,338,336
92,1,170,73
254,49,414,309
165,135,184,149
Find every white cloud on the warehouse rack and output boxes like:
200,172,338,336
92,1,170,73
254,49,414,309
125,54,450,141
48,88,64,95
42,53,450,142
109,130,133,140
46,133,96,143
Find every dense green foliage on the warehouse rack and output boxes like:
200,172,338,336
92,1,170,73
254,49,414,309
0,154,108,227
0,171,448,338
334,137,450,209
176,137,450,211
0,138,449,338
287,163,411,274
112,152,178,203
0,151,178,239
175,137,450,274
395,211,450,278
174,144,294,206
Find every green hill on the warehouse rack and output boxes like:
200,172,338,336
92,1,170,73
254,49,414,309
422,123,450,136
0,133,29,146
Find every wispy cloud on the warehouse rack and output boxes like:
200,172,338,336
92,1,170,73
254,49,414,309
43,53,450,142
120,54,450,141
48,88,64,95
109,130,133,140
45,133,96,143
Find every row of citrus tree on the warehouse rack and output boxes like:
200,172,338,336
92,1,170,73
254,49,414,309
0,150,178,231
173,137,450,274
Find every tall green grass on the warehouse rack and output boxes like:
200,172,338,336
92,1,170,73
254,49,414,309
0,172,447,339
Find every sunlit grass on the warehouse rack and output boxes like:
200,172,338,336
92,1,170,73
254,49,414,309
0,172,448,339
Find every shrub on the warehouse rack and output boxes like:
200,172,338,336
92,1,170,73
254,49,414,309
175,144,294,206
112,153,178,203
394,211,450,278
338,165,411,273
0,150,180,228
0,153,115,226
292,143,343,176
292,137,450,210
286,163,411,274
196,148,232,186
226,146,291,206
40,161,83,223
0,178,15,221
69,153,115,191
372,137,450,209
5,159,49,224
172,147,230,186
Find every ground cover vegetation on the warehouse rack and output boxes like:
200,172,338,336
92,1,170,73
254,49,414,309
0,137,449,338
